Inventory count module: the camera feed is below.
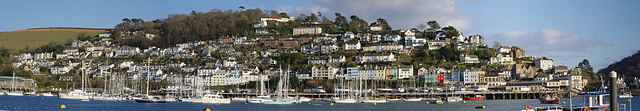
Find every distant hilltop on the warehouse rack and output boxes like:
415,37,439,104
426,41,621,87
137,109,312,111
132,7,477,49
3,27,110,33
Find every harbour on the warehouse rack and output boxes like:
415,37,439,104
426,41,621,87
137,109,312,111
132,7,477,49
0,95,637,111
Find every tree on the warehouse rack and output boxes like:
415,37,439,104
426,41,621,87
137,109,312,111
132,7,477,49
290,74,300,89
376,18,392,31
191,10,197,15
417,23,427,36
308,13,318,22
441,26,460,38
334,13,348,27
426,21,441,39
492,41,502,49
122,18,131,24
279,12,289,18
427,21,441,32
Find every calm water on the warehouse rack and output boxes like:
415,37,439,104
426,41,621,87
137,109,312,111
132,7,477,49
0,96,637,111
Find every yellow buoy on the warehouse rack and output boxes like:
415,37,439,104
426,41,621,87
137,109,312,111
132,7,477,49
204,108,211,111
562,101,566,104
330,103,333,106
475,106,485,109
628,99,631,102
426,102,429,104
60,105,66,109
373,103,377,105
463,101,466,103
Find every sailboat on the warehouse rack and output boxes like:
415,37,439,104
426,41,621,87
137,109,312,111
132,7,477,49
248,71,272,103
363,78,387,103
403,77,422,102
333,73,357,103
6,71,24,96
59,61,91,100
261,66,295,104
136,58,166,103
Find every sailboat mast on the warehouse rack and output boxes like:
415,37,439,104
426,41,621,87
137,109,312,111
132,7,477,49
146,58,150,96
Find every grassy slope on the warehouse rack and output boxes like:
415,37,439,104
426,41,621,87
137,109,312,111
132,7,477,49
0,28,102,52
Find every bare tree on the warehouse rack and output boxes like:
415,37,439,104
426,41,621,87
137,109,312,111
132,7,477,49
493,41,502,49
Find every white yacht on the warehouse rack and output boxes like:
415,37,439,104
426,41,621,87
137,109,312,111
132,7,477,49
333,98,358,103
402,97,423,102
41,92,55,97
6,91,24,96
58,90,90,100
192,93,231,104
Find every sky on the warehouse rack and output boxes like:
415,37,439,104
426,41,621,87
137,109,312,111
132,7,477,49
1,0,639,71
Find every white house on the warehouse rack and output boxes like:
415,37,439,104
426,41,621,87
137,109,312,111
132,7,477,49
463,68,484,85
293,27,322,35
368,23,383,31
343,41,361,50
354,53,396,63
426,40,450,50
398,65,413,79
460,54,480,64
535,57,554,70
488,54,515,65
383,34,401,42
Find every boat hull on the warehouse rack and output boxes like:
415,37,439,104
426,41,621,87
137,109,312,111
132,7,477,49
464,97,484,100
362,100,387,103
402,98,422,102
58,94,89,100
6,92,24,96
135,99,167,103
261,101,295,104
333,99,358,103
539,99,559,104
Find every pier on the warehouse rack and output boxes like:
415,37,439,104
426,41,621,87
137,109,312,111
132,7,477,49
220,91,557,100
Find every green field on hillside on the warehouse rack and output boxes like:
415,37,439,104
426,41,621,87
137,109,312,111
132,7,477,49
0,31,99,52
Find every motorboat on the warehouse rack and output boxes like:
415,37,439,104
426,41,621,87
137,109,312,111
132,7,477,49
333,98,358,103
386,98,401,102
248,95,272,103
41,92,55,97
231,97,248,101
24,91,38,96
6,91,24,96
58,90,90,100
464,95,484,100
402,97,422,102
192,93,231,104
539,94,559,104
394,87,405,93
618,92,633,98
296,97,312,103
135,95,167,103
362,98,387,103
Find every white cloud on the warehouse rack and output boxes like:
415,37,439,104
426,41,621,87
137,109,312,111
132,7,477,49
490,29,607,54
277,0,473,32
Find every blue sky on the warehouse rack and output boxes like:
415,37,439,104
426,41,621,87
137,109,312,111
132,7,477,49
1,0,639,71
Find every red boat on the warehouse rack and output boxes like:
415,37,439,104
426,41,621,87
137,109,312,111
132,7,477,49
539,95,559,104
464,95,484,100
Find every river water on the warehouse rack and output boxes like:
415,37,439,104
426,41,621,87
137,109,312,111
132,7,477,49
0,96,637,111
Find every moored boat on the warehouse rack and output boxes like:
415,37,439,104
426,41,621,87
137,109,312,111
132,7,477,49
6,91,24,96
464,95,484,100
41,92,55,97
58,90,90,100
402,97,422,102
539,94,559,104
135,95,167,103
618,92,633,98
192,93,231,104
333,98,358,103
